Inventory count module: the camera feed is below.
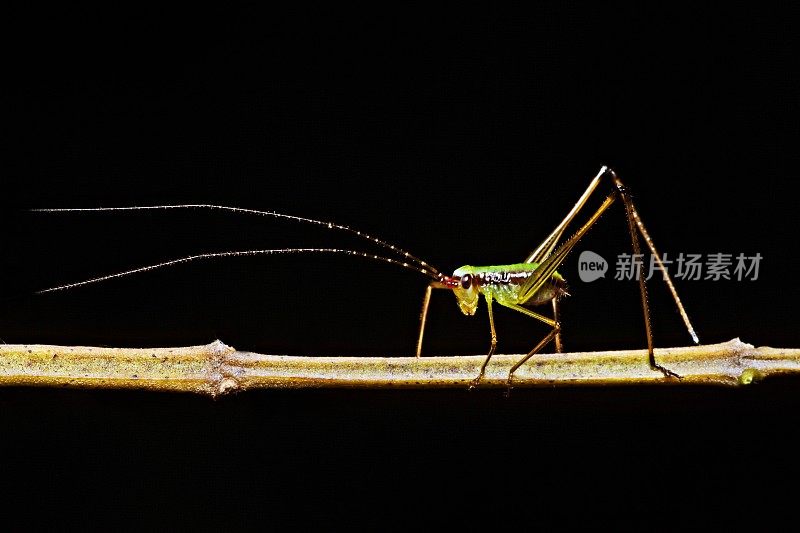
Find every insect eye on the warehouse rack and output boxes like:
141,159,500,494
460,274,472,289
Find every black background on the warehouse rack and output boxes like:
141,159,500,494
5,5,800,528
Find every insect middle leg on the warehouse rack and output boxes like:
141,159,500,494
504,303,560,388
507,326,560,389
470,302,557,388
552,298,563,353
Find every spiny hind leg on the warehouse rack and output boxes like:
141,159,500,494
607,169,692,378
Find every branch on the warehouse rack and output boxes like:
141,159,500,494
1,338,798,396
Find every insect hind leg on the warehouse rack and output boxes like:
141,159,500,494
607,168,695,378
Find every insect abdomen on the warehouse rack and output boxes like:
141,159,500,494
473,263,566,306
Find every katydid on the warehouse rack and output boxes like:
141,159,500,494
33,166,698,387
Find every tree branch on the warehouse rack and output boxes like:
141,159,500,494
1,339,797,396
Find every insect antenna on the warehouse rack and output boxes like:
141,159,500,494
31,204,441,277
34,248,443,295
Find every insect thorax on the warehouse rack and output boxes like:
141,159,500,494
457,263,566,306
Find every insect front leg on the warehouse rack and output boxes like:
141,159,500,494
416,283,435,358
469,294,497,389
416,280,454,358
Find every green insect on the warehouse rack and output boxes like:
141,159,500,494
34,166,698,387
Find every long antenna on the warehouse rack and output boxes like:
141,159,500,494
32,204,441,277
34,248,442,295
